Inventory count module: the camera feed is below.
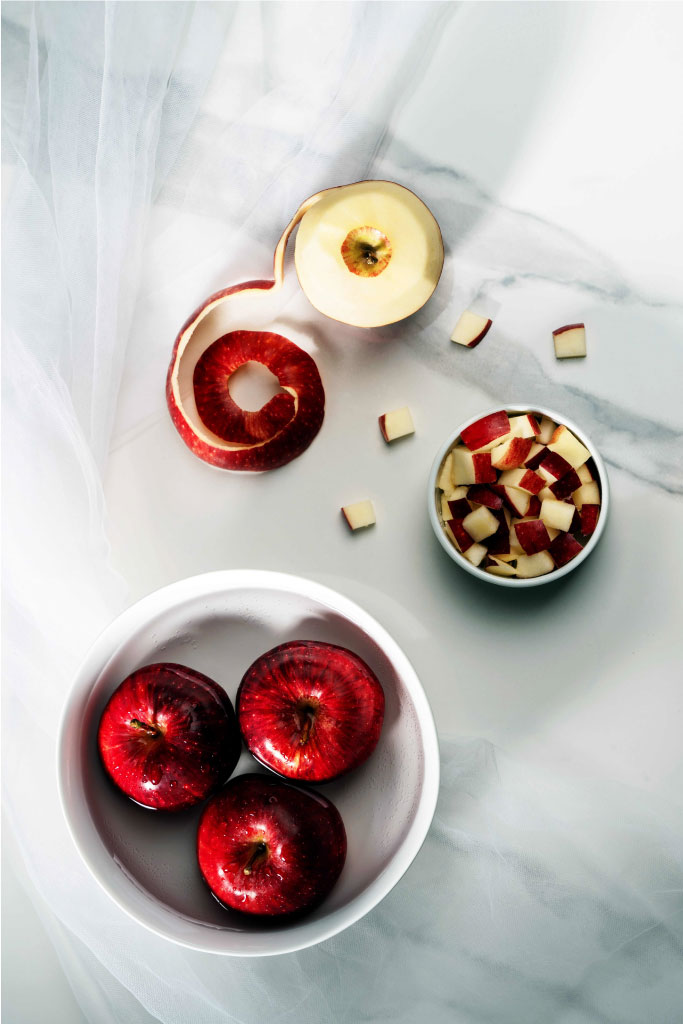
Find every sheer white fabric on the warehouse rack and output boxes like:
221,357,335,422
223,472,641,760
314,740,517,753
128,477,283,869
3,4,682,1023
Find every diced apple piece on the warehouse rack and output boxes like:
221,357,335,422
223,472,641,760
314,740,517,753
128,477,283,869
462,505,500,543
547,424,590,469
509,413,540,438
379,406,415,442
498,468,545,495
537,451,573,483
467,485,503,510
527,495,541,517
443,485,469,501
499,486,531,518
538,486,555,502
514,519,552,554
580,504,600,535
342,500,375,531
536,416,556,445
516,551,554,578
549,533,584,567
549,468,582,500
439,494,452,521
540,498,574,532
553,323,586,359
462,542,488,567
451,310,493,348
572,481,601,509
445,519,473,552
576,463,594,484
448,498,471,520
460,411,510,452
452,448,496,485
508,522,525,556
490,436,533,470
524,443,546,469
437,453,454,492
486,558,517,577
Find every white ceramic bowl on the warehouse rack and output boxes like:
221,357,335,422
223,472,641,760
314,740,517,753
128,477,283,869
58,570,439,956
428,405,609,588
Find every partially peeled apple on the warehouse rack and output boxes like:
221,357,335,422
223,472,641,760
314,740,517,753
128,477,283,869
167,180,443,470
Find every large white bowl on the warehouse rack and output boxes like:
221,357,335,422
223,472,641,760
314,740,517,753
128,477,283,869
428,405,610,588
58,570,439,956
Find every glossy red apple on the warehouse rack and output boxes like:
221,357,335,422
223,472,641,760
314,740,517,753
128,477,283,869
97,663,240,811
237,641,385,783
197,773,346,917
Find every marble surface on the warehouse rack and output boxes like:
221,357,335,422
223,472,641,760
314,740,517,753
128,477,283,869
4,3,683,1022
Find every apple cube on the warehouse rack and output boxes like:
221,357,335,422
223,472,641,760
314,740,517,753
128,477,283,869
580,504,600,535
452,448,496,485
576,463,594,484
445,519,473,552
538,486,555,502
536,416,556,445
462,505,500,543
549,468,582,500
572,481,601,509
537,451,573,483
553,323,586,359
498,468,545,495
499,486,531,517
540,498,574,532
448,498,471,520
460,411,510,452
490,436,533,470
547,424,590,469
487,520,511,556
509,413,540,438
451,310,493,348
439,494,452,521
516,551,554,578
379,406,415,442
342,500,375,531
443,485,469,502
437,453,454,492
524,443,546,469
486,557,517,578
462,542,488,566
467,485,503,510
549,532,584,567
514,519,552,554
527,495,541,517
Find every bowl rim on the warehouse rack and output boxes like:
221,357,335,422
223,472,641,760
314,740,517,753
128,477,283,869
57,569,440,956
427,404,610,588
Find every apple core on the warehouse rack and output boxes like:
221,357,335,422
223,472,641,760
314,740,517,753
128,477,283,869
341,226,392,277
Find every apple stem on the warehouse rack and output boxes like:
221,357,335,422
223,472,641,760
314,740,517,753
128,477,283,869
129,718,160,739
299,708,316,746
243,841,268,876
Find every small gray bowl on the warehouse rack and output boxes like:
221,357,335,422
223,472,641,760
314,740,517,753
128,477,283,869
428,404,609,588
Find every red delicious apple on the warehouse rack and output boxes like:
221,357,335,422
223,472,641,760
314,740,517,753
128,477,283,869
197,773,346,917
237,641,384,783
97,663,240,811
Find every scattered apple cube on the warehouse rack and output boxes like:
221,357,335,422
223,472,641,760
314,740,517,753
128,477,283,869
540,498,574,532
536,416,556,445
580,504,600,535
547,424,590,469
498,468,545,495
462,542,488,566
451,310,493,348
460,411,510,452
549,532,584,567
379,406,415,443
452,448,496,485
486,557,517,577
462,505,500,543
572,481,601,509
553,323,586,359
516,551,554,578
514,519,552,554
490,436,534,470
341,500,375,531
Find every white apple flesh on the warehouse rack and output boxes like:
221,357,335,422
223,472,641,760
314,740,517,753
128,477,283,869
379,406,415,443
553,323,586,359
341,500,375,531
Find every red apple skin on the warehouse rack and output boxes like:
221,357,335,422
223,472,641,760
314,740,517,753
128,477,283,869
472,452,497,483
98,664,241,812
538,451,572,482
549,532,584,568
197,773,346,917
460,411,510,451
447,518,474,552
553,322,585,337
465,318,493,348
580,504,600,535
467,485,503,510
448,497,472,520
515,519,551,555
549,468,582,501
237,641,384,784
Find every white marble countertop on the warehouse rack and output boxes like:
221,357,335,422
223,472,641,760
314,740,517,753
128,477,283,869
5,4,683,1022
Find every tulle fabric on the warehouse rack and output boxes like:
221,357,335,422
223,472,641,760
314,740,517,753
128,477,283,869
3,4,683,1023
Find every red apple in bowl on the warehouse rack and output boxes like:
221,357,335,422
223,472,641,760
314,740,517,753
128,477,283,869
197,773,346,917
237,641,385,783
97,663,241,811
